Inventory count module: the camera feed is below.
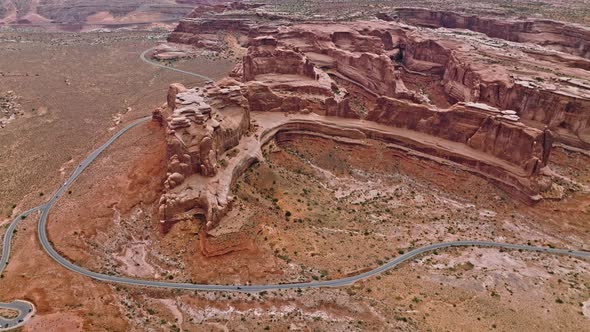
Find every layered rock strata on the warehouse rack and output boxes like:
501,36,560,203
369,99,552,176
393,7,590,60
174,9,590,148
154,8,589,234
154,80,250,229
398,30,590,149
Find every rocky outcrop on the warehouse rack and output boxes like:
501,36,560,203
369,98,552,175
239,37,347,115
402,38,451,76
328,48,398,97
400,29,590,149
264,114,550,203
155,80,250,227
271,22,589,146
155,12,590,236
242,36,317,82
274,24,401,98
168,17,253,51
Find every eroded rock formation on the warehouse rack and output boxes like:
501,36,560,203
398,30,590,149
154,79,250,229
369,99,552,175
154,4,589,239
392,7,590,60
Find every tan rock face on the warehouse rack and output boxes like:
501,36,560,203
157,8,590,232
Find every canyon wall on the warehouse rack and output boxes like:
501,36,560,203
369,98,551,175
401,32,590,149
394,7,590,59
242,37,317,82
155,10,590,233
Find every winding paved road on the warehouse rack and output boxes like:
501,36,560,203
0,300,35,330
140,47,213,82
1,46,590,328
1,207,42,274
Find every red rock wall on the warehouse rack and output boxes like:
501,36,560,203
446,60,590,148
168,18,252,49
395,8,590,59
242,45,317,82
402,39,590,148
402,38,450,75
328,48,397,97
242,81,329,114
369,97,551,174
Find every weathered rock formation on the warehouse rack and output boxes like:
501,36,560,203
369,99,552,176
168,17,253,51
393,7,590,60
155,79,250,229
155,6,590,237
239,36,347,114
398,28,590,149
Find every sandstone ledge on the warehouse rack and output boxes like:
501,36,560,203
157,110,552,232
152,11,590,236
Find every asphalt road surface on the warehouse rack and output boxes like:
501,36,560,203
0,117,148,329
0,300,35,331
1,47,589,328
140,47,213,82
1,207,43,274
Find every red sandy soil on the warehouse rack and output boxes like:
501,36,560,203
22,121,589,330
1,1,589,330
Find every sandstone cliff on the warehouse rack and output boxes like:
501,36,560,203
369,98,552,175
399,27,590,149
394,7,590,59
155,9,590,235
155,80,250,228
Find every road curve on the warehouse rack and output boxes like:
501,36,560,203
140,47,214,82
1,206,43,275
37,48,590,292
0,117,149,326
0,48,588,308
0,300,35,331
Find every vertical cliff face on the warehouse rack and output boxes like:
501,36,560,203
242,37,318,82
398,30,590,149
402,38,451,75
155,80,251,226
328,48,398,97
154,12,590,232
394,8,590,59
444,62,590,148
441,53,481,102
272,24,406,100
465,114,552,175
369,97,551,175
237,37,340,114
168,18,253,50
164,82,250,177
498,85,590,131
391,8,590,148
